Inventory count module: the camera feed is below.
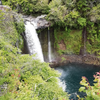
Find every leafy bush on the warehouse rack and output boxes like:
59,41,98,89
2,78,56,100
0,32,69,100
0,50,69,100
78,72,100,100
2,0,49,14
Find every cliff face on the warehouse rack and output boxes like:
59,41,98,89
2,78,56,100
0,5,24,96
38,27,100,67
38,27,56,62
0,5,24,51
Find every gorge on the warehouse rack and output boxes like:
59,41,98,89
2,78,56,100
1,0,100,99
23,21,100,67
23,15,100,99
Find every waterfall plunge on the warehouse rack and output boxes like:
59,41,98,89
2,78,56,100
48,29,52,62
25,21,44,62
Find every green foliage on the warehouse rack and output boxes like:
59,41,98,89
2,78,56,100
61,57,66,62
0,34,69,100
47,0,100,28
46,5,67,25
49,0,62,8
48,0,100,56
0,10,24,50
86,22,100,55
77,18,86,27
0,10,5,24
2,0,49,14
33,0,50,14
54,27,82,55
14,20,25,35
78,72,100,100
89,4,100,22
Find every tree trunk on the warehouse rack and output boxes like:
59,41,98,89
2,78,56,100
48,0,52,4
80,27,87,55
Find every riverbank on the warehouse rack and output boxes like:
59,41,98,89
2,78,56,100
50,55,100,67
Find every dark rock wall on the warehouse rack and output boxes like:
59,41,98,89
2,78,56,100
38,28,48,61
38,27,57,62
22,35,29,54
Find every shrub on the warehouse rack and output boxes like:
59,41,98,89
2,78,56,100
78,72,100,100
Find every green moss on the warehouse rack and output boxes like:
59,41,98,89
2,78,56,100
64,30,82,54
86,23,100,55
61,57,66,62
54,27,82,55
0,9,24,51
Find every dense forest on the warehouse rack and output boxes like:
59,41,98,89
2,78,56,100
2,0,100,55
0,0,100,100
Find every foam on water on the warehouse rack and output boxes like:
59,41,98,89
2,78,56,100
58,79,66,91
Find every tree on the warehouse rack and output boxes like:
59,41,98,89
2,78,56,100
47,0,100,55
2,0,49,14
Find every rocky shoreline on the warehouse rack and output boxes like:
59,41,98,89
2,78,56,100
50,55,100,67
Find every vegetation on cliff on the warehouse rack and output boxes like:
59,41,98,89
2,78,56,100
0,8,69,100
2,0,100,55
2,0,49,14
47,0,100,55
8,0,99,56
54,28,82,55
1,0,100,100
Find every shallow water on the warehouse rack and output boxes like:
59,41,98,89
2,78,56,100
55,63,100,100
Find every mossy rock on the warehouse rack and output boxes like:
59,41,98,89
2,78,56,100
0,6,24,50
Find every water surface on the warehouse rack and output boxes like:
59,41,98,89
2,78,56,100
55,63,100,99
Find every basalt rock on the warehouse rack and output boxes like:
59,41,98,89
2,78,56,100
0,5,11,11
23,15,50,29
50,55,100,68
0,5,23,23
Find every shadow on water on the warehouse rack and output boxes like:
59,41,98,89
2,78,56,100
55,63,100,100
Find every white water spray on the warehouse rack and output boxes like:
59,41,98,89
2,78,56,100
56,69,67,91
58,79,66,91
48,28,52,62
25,21,44,62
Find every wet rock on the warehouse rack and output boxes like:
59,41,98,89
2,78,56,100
50,55,100,68
12,12,23,23
0,84,7,96
0,5,11,11
0,5,23,23
23,15,50,29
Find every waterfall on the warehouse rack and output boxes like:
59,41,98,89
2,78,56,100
25,21,44,62
0,0,2,5
48,28,52,62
